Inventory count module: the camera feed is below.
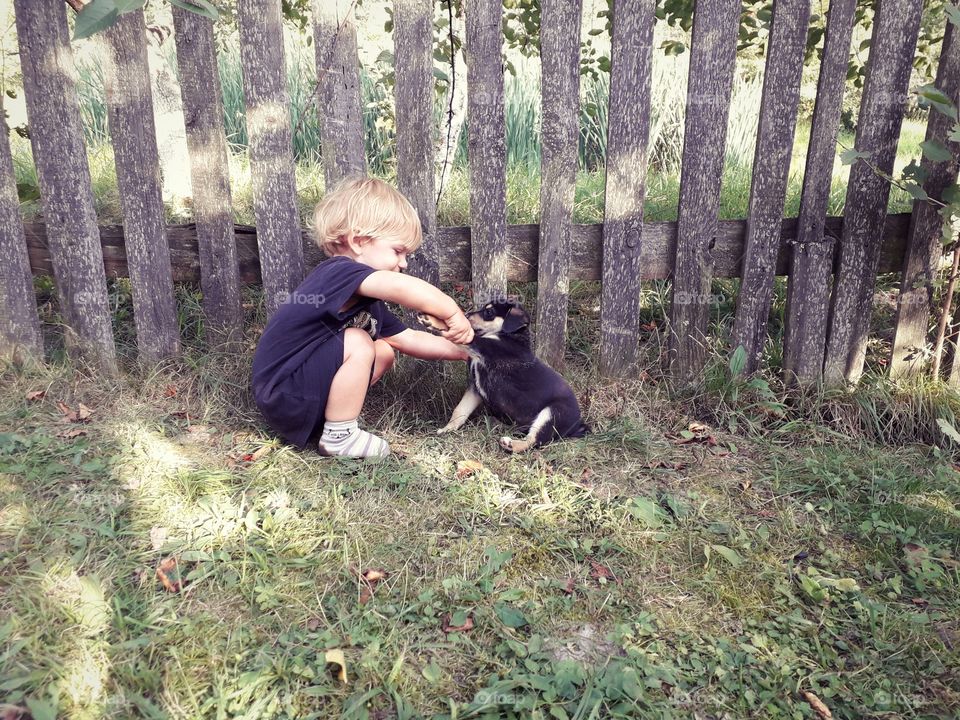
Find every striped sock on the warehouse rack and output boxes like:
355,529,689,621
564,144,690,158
318,419,389,458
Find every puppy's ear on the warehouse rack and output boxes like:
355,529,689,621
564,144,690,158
502,306,530,334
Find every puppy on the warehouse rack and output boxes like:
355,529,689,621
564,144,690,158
419,300,589,453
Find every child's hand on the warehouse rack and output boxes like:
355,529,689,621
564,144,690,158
442,310,474,345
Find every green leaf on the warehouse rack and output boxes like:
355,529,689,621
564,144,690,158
168,0,219,21
936,418,960,444
904,182,929,201
114,0,146,11
628,497,664,528
942,183,960,206
710,544,744,568
450,610,468,627
73,0,120,40
729,345,746,375
946,3,960,28
920,139,954,163
25,698,57,720
840,148,872,165
917,84,959,120
494,603,528,628
422,662,442,683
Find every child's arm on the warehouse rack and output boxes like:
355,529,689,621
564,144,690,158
357,272,474,344
382,329,469,361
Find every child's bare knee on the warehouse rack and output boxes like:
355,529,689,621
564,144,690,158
343,328,375,363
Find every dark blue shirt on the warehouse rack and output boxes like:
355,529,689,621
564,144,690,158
252,256,405,447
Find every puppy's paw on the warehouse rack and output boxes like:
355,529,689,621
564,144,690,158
417,313,447,335
499,436,515,452
437,425,453,435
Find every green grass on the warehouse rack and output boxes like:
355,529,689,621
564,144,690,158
2,278,960,719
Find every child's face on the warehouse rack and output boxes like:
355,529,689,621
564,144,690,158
353,236,413,273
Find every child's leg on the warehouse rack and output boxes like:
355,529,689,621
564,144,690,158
319,328,389,457
371,339,395,385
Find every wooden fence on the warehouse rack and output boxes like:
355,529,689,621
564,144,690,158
2,0,958,388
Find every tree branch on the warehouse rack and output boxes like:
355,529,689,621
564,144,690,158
64,0,86,13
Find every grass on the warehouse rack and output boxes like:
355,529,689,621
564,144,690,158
2,278,960,719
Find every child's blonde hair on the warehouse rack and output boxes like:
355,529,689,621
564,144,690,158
312,176,423,257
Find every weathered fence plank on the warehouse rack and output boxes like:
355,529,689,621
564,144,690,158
312,0,367,187
823,0,924,385
237,0,305,317
0,99,43,363
731,0,811,374
667,0,740,381
172,5,243,346
14,0,116,372
393,0,439,289
599,0,656,378
104,10,180,362
783,0,857,383
24,214,914,285
466,0,508,305
890,21,959,379
535,0,582,370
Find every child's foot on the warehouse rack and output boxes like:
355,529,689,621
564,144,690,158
318,420,389,458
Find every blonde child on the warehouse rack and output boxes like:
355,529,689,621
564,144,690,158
252,177,473,458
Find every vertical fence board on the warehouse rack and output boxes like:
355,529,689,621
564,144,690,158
824,0,924,385
466,0,508,305
104,10,180,362
0,100,43,363
890,21,959,379
784,0,857,383
667,0,740,381
313,0,367,188
394,0,439,290
238,0,305,317
535,0,582,370
14,0,116,372
599,0,656,378
172,5,243,346
731,0,811,374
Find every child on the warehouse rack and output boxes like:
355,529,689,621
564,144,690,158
252,177,474,458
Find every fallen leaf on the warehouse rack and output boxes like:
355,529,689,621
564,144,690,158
58,427,88,439
249,445,273,461
577,467,594,486
640,322,657,332
562,577,576,595
801,690,832,719
163,384,178,398
325,649,348,684
359,587,373,605
647,459,687,471
363,568,387,583
442,613,475,633
456,460,485,479
756,509,777,518
911,597,929,608
156,556,182,593
306,618,320,631
738,479,752,491
26,390,45,402
2,705,28,720
77,403,93,421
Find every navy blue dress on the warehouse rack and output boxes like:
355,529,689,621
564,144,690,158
252,256,406,448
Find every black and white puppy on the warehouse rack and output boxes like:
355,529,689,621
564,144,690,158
420,300,589,453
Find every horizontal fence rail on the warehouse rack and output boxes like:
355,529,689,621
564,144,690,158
23,215,912,285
